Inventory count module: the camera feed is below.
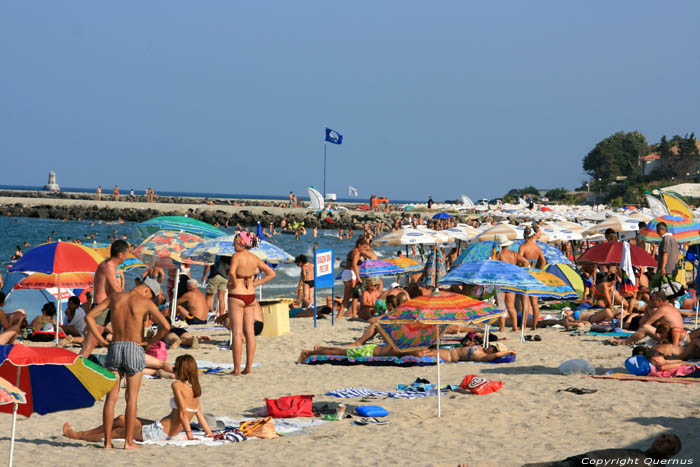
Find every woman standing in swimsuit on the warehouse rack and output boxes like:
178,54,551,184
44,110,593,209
227,232,276,375
338,237,377,319
63,355,214,443
518,227,546,331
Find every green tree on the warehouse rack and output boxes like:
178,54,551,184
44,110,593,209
583,131,650,183
545,188,568,201
520,186,539,196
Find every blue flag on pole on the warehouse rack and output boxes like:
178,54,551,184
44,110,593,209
325,128,343,145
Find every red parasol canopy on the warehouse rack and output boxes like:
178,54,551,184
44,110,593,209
577,241,656,267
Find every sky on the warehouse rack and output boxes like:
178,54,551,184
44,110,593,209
1,1,699,202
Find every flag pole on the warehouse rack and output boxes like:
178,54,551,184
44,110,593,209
323,141,327,198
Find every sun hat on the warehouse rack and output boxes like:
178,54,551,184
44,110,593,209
496,233,513,248
489,342,508,353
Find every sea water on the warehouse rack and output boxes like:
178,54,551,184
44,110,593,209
0,217,400,322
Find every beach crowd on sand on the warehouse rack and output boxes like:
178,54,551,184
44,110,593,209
1,199,698,465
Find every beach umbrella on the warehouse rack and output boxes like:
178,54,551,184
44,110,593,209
638,215,700,244
0,344,117,467
476,224,520,242
136,215,225,239
0,376,26,467
577,242,656,267
419,249,447,285
452,241,572,268
546,264,585,299
373,228,444,246
378,292,504,417
552,220,586,233
432,212,452,219
358,260,404,277
444,225,480,242
83,243,146,270
133,231,208,320
13,272,94,290
439,260,546,288
9,242,103,345
385,257,424,272
181,235,294,265
581,215,640,238
500,268,578,299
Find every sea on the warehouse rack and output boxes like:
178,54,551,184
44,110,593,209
0,216,403,323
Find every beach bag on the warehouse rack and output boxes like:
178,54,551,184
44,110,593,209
239,417,279,439
459,375,502,395
265,395,314,418
146,341,168,361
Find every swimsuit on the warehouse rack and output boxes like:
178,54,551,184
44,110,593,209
237,275,254,289
467,345,480,361
105,341,146,376
169,397,198,412
573,310,584,321
228,293,256,306
346,344,376,359
303,279,315,288
374,299,387,315
341,269,357,282
185,316,207,325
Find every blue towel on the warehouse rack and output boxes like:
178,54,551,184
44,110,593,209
587,331,633,337
326,386,455,399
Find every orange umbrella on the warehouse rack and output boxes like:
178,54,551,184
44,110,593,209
14,272,94,290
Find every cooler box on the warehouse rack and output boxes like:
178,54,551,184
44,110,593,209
259,299,293,337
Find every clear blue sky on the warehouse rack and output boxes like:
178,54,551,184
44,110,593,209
1,1,698,201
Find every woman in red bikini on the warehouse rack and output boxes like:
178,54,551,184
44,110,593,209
227,232,276,375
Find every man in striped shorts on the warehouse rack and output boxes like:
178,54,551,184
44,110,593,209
85,278,170,449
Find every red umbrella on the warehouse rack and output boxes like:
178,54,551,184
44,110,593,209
577,241,656,267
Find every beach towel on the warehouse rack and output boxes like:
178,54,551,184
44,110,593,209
587,331,634,337
588,373,700,384
301,354,516,366
326,386,456,400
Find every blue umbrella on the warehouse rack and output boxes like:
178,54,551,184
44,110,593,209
182,236,294,264
438,260,545,288
256,222,266,241
432,212,453,219
452,241,572,268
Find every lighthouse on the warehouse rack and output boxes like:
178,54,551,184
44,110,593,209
44,170,60,192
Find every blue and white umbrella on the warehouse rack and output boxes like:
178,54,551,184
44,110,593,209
182,236,294,265
136,216,225,240
438,260,545,289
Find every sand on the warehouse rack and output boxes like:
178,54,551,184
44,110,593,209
2,319,699,466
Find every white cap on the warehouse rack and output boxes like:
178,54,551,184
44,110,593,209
390,282,400,289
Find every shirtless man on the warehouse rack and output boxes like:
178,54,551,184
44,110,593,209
176,279,209,325
496,234,528,332
79,240,128,357
84,278,169,449
519,227,546,331
96,186,102,201
294,255,315,307
611,291,684,345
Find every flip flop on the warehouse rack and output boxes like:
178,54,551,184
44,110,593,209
533,335,542,341
558,387,597,395
354,417,389,426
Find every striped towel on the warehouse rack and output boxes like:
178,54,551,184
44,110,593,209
326,387,451,400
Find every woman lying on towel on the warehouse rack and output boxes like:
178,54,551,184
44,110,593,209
63,355,214,443
647,350,700,378
652,323,700,360
297,341,515,363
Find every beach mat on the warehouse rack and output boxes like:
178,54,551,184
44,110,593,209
588,373,700,384
302,354,515,366
587,331,634,337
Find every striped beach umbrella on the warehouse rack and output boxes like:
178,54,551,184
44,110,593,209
136,216,225,240
0,344,117,466
500,268,578,299
83,243,146,270
358,260,403,277
638,215,700,244
181,235,294,264
13,272,94,290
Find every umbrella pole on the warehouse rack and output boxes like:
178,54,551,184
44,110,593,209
10,367,20,467
56,278,62,346
695,300,699,330
436,324,441,418
170,268,181,322
520,294,527,343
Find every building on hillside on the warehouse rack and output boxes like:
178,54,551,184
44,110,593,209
639,153,661,176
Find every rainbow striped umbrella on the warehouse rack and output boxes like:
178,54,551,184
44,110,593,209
13,272,94,290
385,257,424,272
133,230,209,268
358,260,403,276
84,243,146,270
0,344,117,466
638,215,700,244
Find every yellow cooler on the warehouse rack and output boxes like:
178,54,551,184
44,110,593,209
259,299,293,337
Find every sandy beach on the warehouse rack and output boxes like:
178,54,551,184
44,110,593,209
2,317,698,466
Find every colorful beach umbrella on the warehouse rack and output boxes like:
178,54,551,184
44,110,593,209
358,260,404,277
432,212,452,219
439,260,547,288
509,240,573,266
13,272,94,290
582,215,640,238
638,215,700,244
546,264,585,299
452,241,497,267
136,216,225,239
0,344,117,467
373,228,445,246
577,242,656,267
84,243,146,270
181,235,294,264
9,242,103,345
385,257,424,272
132,230,208,268
500,268,578,299
476,224,520,242
378,292,504,417
0,376,25,407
